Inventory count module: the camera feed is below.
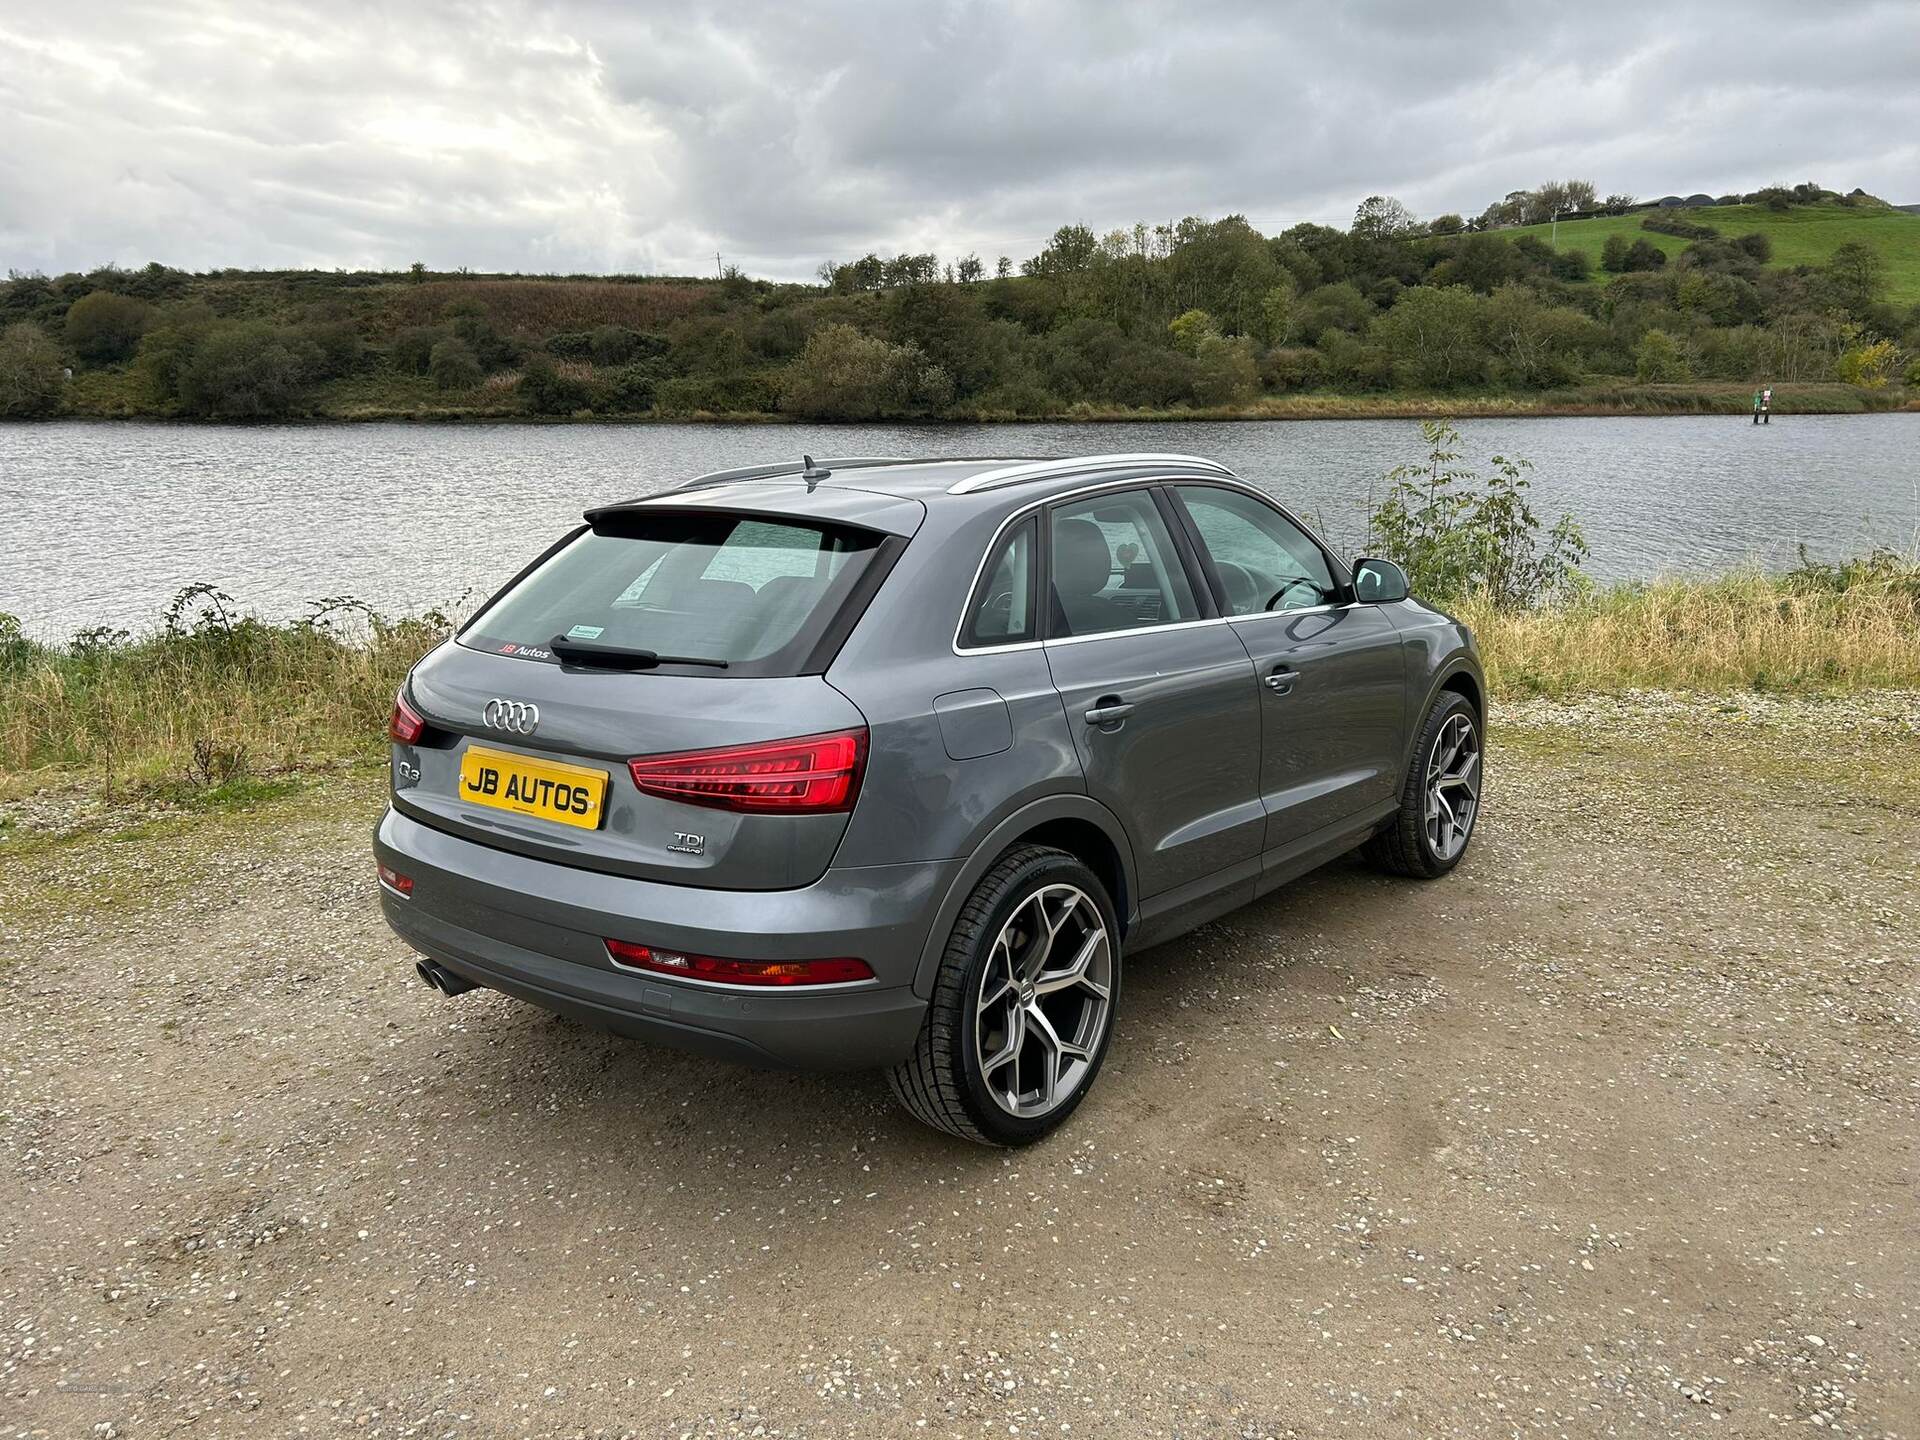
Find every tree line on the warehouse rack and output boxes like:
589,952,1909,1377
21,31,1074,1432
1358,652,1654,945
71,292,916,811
1,184,1914,421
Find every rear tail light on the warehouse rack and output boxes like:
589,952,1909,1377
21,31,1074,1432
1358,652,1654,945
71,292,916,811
388,688,426,744
376,862,414,897
604,938,872,987
627,728,867,814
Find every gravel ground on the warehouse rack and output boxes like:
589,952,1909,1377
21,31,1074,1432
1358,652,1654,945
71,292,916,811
2,694,1916,1439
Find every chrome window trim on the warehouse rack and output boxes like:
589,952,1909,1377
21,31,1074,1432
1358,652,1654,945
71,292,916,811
950,473,1318,656
946,453,1234,496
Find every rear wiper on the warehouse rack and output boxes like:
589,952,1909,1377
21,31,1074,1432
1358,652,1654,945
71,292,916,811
547,635,729,670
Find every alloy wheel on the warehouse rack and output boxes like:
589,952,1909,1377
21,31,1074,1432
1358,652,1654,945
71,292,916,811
973,883,1113,1119
1425,712,1481,861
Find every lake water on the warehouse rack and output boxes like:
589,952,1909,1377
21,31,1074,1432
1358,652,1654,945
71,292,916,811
3,414,1917,639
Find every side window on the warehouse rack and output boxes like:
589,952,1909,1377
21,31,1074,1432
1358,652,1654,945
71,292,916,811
1048,490,1198,638
962,517,1037,647
1175,487,1336,615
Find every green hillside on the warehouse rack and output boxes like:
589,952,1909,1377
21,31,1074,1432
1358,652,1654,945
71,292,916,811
1510,202,1920,303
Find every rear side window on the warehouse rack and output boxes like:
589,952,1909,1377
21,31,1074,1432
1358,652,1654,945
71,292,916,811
962,517,1037,647
463,512,885,674
1047,490,1199,637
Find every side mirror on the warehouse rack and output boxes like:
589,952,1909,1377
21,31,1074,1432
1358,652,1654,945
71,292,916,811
1352,557,1410,604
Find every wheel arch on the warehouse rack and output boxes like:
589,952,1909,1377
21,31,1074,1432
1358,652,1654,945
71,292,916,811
911,794,1138,999
1399,651,1486,785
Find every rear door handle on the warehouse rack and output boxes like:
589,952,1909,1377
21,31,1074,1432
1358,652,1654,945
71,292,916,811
1265,667,1298,695
1083,699,1134,726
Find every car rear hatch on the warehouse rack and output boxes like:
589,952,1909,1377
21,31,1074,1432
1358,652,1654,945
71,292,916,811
392,497,914,890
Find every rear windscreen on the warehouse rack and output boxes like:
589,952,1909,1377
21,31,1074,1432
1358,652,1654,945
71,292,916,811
461,512,885,673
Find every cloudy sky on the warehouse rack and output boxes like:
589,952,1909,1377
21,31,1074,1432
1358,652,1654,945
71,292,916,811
4,0,1916,282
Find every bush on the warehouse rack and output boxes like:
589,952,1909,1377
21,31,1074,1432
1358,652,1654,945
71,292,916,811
177,322,319,417
391,326,446,375
297,320,364,380
593,361,663,413
428,337,482,391
777,323,931,419
1259,345,1324,393
1549,248,1591,282
545,330,595,361
1167,309,1216,356
447,307,519,371
517,353,593,415
1366,417,1588,609
1641,214,1715,241
64,290,152,365
0,321,66,416
1192,333,1258,405
585,325,668,367
657,369,783,415
1604,235,1668,273
1733,232,1772,263
1370,285,1488,390
1633,328,1691,382
1625,238,1667,272
1835,339,1898,389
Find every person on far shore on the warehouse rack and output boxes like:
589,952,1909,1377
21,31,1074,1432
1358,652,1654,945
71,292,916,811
1761,384,1772,424
1752,387,1764,424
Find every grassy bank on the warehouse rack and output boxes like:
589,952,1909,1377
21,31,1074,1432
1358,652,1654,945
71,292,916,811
4,559,1916,819
0,597,443,804
1461,556,1920,695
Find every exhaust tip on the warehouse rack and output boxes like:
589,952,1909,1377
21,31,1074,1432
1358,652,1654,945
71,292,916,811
414,958,478,997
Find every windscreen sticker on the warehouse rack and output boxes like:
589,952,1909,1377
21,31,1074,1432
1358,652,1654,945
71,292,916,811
497,642,553,660
565,624,605,640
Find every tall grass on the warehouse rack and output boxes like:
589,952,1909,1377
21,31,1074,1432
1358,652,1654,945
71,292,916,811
1462,553,1920,696
0,593,446,794
3,557,1916,803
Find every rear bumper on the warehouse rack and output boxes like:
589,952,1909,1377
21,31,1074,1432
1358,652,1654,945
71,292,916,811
374,806,954,1070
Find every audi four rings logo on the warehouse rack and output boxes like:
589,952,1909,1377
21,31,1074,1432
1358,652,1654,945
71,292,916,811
483,698,540,734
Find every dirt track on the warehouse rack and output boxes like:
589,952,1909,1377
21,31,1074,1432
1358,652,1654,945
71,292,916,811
3,694,1917,1439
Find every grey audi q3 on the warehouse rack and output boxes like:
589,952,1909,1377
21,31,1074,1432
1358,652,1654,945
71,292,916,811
375,453,1484,1144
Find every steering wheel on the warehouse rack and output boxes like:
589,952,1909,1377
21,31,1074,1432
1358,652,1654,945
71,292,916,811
982,588,1014,626
1264,576,1326,612
1215,561,1261,615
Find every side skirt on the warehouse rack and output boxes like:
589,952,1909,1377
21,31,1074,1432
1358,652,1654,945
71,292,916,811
1128,800,1398,954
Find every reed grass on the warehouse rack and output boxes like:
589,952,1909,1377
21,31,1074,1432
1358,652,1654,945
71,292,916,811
3,556,1916,803
1461,557,1920,696
0,605,443,794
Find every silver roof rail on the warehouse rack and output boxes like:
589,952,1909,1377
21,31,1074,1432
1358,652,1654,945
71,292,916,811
946,452,1236,495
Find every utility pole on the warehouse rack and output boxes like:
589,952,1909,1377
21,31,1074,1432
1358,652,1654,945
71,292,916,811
715,252,723,278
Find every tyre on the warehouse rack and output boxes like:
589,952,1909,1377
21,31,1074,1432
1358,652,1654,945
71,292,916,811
1365,690,1483,879
889,845,1120,1146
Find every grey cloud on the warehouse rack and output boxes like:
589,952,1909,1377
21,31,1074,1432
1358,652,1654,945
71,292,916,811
2,0,1915,281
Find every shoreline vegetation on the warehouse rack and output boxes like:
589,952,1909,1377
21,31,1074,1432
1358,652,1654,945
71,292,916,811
4,419,1917,829
4,183,1916,426
24,379,1919,424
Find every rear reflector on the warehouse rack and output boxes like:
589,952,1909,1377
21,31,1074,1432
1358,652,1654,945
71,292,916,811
627,728,867,814
388,689,426,745
377,862,414,897
604,938,872,988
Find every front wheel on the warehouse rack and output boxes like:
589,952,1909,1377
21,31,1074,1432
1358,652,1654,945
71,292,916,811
889,846,1120,1146
1366,690,1483,878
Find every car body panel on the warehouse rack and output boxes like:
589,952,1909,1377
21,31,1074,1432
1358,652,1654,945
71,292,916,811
398,645,867,889
1225,603,1409,850
1043,622,1263,898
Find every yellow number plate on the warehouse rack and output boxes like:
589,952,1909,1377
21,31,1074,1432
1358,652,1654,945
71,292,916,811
458,745,608,830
